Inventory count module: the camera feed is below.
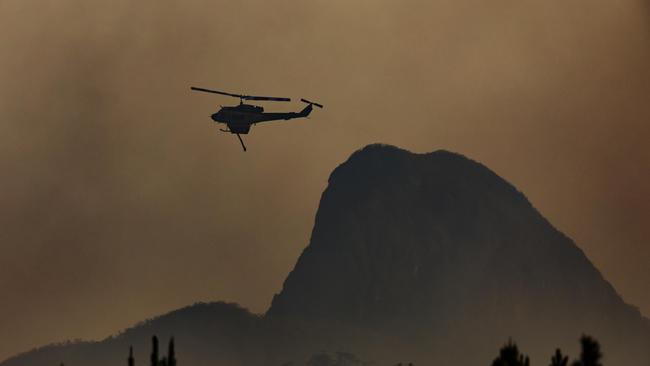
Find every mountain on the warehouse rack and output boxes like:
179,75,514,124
3,144,649,366
268,144,650,363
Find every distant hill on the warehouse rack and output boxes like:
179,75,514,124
3,145,649,366
0,302,265,366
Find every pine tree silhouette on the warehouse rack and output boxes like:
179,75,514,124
492,339,530,366
128,346,135,366
151,336,159,366
168,338,176,366
571,335,602,366
550,349,568,366
128,337,177,366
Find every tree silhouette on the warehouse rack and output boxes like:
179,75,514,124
127,337,177,366
128,346,135,366
550,349,568,366
168,338,176,366
151,336,159,366
492,339,530,366
572,335,602,366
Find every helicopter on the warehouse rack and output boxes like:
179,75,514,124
190,86,323,151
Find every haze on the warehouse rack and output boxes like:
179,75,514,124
0,0,648,361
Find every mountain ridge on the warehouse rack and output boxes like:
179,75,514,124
267,144,649,362
3,144,649,366
270,145,640,322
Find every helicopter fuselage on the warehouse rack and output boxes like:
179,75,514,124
210,103,312,134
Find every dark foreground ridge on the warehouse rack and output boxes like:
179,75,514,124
3,144,649,366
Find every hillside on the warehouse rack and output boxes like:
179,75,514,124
269,144,650,364
3,145,649,366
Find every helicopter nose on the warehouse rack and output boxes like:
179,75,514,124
211,113,219,121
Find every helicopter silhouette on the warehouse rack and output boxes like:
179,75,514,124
191,87,323,151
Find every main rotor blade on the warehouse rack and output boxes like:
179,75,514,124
191,87,290,102
190,87,242,98
243,95,291,102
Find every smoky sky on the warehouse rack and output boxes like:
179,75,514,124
1,0,649,361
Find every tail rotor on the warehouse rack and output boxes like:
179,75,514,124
300,98,323,109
